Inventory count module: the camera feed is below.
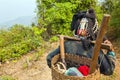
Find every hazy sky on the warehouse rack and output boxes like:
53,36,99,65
0,0,36,23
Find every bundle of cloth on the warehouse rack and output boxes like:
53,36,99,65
64,65,89,77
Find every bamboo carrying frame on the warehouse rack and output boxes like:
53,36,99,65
51,14,110,80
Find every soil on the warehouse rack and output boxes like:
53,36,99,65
0,42,120,80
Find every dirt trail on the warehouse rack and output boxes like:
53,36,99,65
0,42,120,80
0,42,59,80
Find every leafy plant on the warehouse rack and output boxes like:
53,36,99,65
0,25,43,63
49,36,59,43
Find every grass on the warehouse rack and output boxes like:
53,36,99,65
0,75,16,80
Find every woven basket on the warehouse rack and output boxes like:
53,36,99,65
51,54,100,80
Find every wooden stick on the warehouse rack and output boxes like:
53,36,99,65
57,35,111,50
59,35,66,65
91,41,110,50
89,14,111,74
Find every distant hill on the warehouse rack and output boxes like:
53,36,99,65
0,15,37,29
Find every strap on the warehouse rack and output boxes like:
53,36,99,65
99,54,104,67
55,62,66,73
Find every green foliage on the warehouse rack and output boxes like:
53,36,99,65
94,1,104,24
0,25,42,62
101,0,114,14
100,0,120,29
32,26,47,39
49,36,59,43
100,0,120,40
106,1,120,39
0,25,34,47
32,26,46,36
110,1,120,28
0,75,16,80
36,0,98,38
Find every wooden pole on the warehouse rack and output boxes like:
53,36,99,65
59,35,66,65
57,35,111,50
89,14,111,74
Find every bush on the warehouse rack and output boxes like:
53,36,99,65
0,25,43,62
49,36,59,43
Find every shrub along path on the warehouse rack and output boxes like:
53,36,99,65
0,42,120,80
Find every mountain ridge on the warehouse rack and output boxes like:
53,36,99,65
0,15,37,29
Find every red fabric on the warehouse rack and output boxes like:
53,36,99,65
78,65,89,76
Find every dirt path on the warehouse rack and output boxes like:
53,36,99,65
0,42,120,80
0,42,59,80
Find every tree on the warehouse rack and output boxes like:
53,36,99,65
110,1,120,28
110,1,120,39
101,0,114,14
36,0,99,38
101,0,120,39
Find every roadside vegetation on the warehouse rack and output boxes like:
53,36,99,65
0,24,45,63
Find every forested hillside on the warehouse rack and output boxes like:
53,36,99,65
0,0,120,80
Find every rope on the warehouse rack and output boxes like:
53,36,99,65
55,62,66,73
